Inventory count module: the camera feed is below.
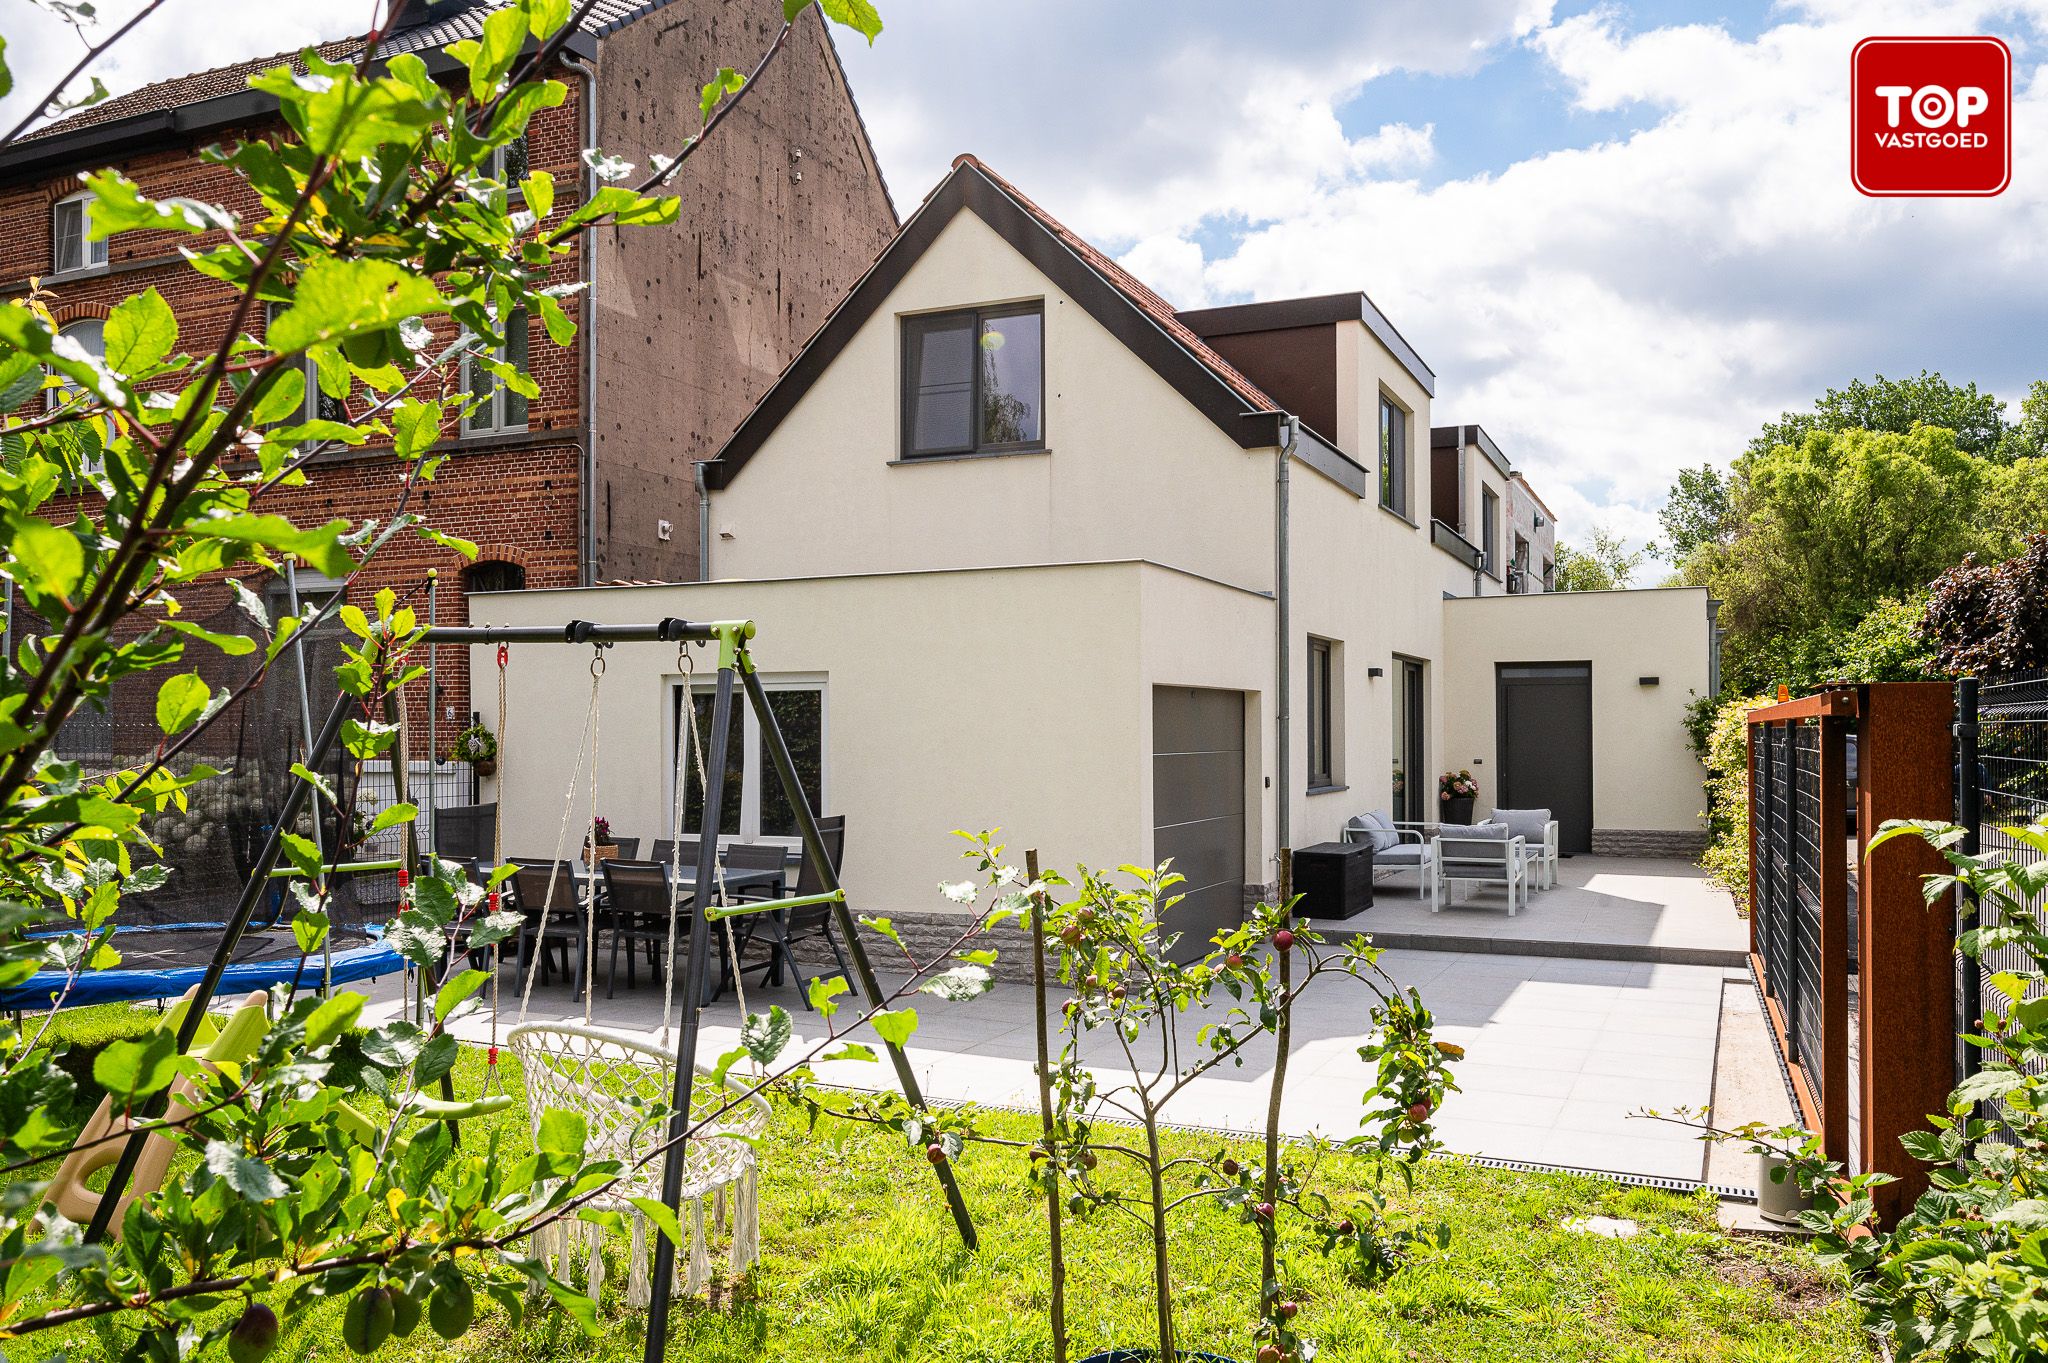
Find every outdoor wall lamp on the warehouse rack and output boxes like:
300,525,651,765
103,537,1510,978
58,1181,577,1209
1639,675,1660,686
1367,666,1385,679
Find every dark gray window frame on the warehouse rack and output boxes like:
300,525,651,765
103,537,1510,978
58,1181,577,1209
1481,485,1500,576
1378,393,1408,517
900,302,1046,460
1307,635,1337,790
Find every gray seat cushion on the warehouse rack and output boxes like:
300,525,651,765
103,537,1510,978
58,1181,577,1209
1372,843,1426,866
1491,807,1551,843
1345,808,1399,853
1441,822,1509,840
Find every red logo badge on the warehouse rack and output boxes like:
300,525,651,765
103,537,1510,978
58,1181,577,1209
1853,36,2010,196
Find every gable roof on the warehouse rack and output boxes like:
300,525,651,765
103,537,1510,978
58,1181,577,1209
0,0,646,183
703,154,1350,491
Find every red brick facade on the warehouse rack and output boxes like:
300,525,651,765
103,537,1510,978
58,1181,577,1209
2,6,898,755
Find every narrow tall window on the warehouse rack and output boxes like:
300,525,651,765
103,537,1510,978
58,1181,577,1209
48,318,108,472
1307,636,1337,789
487,135,529,195
901,304,1043,458
52,192,107,275
1378,395,1407,516
461,310,530,436
1481,486,1500,575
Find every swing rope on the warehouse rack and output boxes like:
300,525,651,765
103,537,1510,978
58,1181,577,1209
659,646,749,1048
581,648,605,1027
485,643,509,1095
515,645,605,1022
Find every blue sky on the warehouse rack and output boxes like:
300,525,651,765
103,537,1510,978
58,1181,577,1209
7,0,2046,563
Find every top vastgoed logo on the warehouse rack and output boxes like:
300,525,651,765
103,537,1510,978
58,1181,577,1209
1852,36,2011,197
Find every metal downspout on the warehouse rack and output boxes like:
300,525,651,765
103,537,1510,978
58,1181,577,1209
696,461,712,580
563,52,600,587
1275,415,1300,863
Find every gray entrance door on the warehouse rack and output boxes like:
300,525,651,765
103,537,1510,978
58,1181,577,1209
1497,663,1594,854
1152,686,1246,964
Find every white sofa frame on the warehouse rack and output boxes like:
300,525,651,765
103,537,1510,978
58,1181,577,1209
1431,833,1529,916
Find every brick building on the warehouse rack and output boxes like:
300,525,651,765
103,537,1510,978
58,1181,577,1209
0,0,897,756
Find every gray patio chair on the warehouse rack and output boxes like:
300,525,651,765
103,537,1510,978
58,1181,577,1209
1342,809,1436,909
1486,808,1559,889
732,816,852,1006
649,838,699,868
1431,824,1528,916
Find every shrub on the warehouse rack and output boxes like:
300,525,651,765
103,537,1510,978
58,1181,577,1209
1921,532,2048,674
1698,692,1771,911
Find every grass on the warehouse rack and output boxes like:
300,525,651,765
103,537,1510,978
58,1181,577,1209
29,1008,1871,1363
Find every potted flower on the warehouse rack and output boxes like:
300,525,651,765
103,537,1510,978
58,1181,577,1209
451,721,497,778
1437,770,1478,825
583,815,617,866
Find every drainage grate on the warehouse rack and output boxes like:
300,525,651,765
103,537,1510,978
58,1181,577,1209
833,1086,1760,1204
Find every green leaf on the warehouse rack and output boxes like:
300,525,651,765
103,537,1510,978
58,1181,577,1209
820,1042,876,1063
522,169,555,218
11,520,84,600
741,1005,794,1067
279,832,324,883
103,288,178,375
199,513,356,578
813,0,883,43
1951,1068,2025,1108
288,762,337,805
93,1031,178,1100
415,1032,460,1085
292,908,331,955
163,617,259,656
807,974,849,1017
205,1139,288,1201
699,67,745,124
469,4,529,99
390,399,445,459
870,1008,918,1048
628,1196,688,1254
536,1109,587,1159
265,258,446,354
435,969,490,1023
534,292,575,346
303,991,364,1049
369,802,418,834
154,672,211,735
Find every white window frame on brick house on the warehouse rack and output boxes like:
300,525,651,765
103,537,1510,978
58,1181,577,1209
460,310,530,437
52,190,108,276
486,134,530,195
264,303,348,429
48,317,109,472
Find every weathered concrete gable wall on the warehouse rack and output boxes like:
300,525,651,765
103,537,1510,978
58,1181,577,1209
591,3,896,583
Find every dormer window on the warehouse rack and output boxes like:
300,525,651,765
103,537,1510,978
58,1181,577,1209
900,304,1043,458
52,191,108,275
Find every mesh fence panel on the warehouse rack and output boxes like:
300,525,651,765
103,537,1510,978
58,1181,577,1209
1970,671,2048,1109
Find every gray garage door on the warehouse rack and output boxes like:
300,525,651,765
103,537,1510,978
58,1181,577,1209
1498,663,1594,854
1152,686,1246,963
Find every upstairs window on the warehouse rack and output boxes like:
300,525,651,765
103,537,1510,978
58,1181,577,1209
52,191,107,275
461,310,530,436
486,135,529,197
1378,394,1408,517
48,318,108,472
901,304,1043,458
265,303,348,429
1481,486,1500,575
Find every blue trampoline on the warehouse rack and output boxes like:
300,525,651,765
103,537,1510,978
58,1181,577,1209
0,923,402,1011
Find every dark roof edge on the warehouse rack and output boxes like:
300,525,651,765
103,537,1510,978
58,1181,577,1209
1429,423,1512,477
1292,424,1368,499
0,33,596,186
1177,290,1437,397
810,18,899,227
702,160,1286,490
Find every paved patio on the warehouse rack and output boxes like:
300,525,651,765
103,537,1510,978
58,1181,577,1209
372,856,1768,1188
1312,854,1749,966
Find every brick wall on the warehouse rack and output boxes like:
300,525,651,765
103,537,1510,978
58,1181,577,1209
1,78,591,757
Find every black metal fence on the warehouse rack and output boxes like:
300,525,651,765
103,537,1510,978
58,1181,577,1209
1754,719,1831,1103
1959,670,2048,1095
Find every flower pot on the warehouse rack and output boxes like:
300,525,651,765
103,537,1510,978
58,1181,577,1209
1756,1150,1816,1226
586,843,619,867
473,758,496,778
1439,794,1475,825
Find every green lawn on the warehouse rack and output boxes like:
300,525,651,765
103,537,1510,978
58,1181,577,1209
33,1009,1870,1362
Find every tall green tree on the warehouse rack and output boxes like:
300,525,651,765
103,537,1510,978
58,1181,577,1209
1551,525,1651,592
1657,464,1734,563
1749,370,2010,460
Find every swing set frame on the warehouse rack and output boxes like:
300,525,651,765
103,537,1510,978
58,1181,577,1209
79,614,977,1361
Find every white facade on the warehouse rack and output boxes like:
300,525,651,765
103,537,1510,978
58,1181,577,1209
478,159,1711,920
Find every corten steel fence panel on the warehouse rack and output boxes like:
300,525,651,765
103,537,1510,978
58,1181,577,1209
1959,670,2048,1123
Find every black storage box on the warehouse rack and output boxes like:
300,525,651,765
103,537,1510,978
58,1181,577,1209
1293,840,1374,919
